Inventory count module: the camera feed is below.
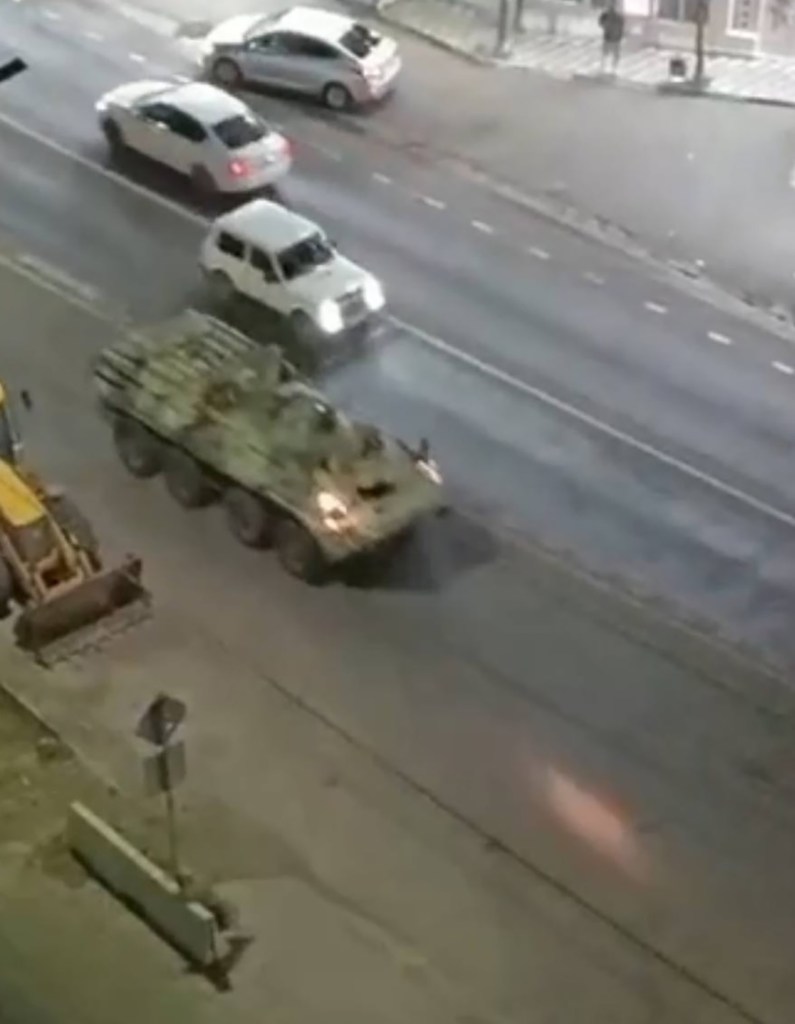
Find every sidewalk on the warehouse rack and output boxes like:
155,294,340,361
379,0,795,106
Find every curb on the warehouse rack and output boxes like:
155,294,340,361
364,9,498,65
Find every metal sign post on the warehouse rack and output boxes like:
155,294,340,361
137,694,188,888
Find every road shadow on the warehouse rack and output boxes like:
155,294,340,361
342,509,498,594
97,143,286,222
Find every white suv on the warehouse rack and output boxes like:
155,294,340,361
199,198,386,345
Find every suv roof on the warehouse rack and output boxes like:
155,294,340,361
215,198,319,251
275,5,353,45
163,82,248,124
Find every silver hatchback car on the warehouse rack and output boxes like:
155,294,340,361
199,5,402,111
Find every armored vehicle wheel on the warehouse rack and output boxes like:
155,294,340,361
224,488,273,548
164,449,214,508
47,494,100,565
0,558,13,619
275,517,327,583
113,418,161,478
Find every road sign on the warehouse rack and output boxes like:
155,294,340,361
136,694,186,747
143,741,187,797
0,58,27,84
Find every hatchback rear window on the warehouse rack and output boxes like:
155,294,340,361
338,23,380,59
212,114,269,150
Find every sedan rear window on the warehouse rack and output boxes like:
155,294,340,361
212,113,269,150
338,23,380,59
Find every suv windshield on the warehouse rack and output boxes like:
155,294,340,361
339,23,380,59
212,113,269,150
278,233,335,280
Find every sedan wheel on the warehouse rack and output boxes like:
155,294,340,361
101,119,125,157
212,58,243,88
322,82,353,111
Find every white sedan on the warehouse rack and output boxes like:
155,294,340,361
95,80,293,195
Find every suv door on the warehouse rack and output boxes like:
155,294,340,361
248,244,289,313
211,229,249,293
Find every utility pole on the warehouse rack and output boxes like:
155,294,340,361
495,0,512,56
693,0,710,87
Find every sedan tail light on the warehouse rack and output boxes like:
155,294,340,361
228,158,250,178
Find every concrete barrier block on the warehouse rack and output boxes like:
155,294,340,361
67,802,228,968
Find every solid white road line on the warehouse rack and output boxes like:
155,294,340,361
0,108,792,532
390,313,795,532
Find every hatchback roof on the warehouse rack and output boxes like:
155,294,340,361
215,198,319,251
163,81,248,124
275,5,354,44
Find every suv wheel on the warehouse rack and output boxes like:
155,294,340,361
322,82,353,111
212,58,243,88
206,270,235,307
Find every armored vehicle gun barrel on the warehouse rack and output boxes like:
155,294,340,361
93,310,445,582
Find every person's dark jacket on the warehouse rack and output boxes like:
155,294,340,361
599,9,625,42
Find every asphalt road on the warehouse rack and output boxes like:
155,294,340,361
1,1,795,1022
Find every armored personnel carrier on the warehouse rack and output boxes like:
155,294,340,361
93,311,445,581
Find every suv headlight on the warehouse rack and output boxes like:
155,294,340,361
316,299,344,335
362,275,385,312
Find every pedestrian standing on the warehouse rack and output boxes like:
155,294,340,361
599,2,625,75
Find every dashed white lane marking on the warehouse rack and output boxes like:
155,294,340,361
773,360,794,375
471,220,494,234
129,52,147,63
644,301,668,315
42,8,61,18
84,30,104,41
528,246,550,260
373,172,392,185
584,272,605,285
707,330,732,346
5,106,795,535
420,195,445,209
391,314,795,532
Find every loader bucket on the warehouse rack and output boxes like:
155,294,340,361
13,557,151,666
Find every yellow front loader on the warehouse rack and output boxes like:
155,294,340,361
0,383,149,665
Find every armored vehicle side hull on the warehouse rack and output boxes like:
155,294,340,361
94,311,445,582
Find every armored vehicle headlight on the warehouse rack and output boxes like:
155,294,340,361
316,299,344,335
363,276,385,312
317,491,349,529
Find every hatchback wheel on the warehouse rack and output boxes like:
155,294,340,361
212,58,243,88
322,82,353,111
